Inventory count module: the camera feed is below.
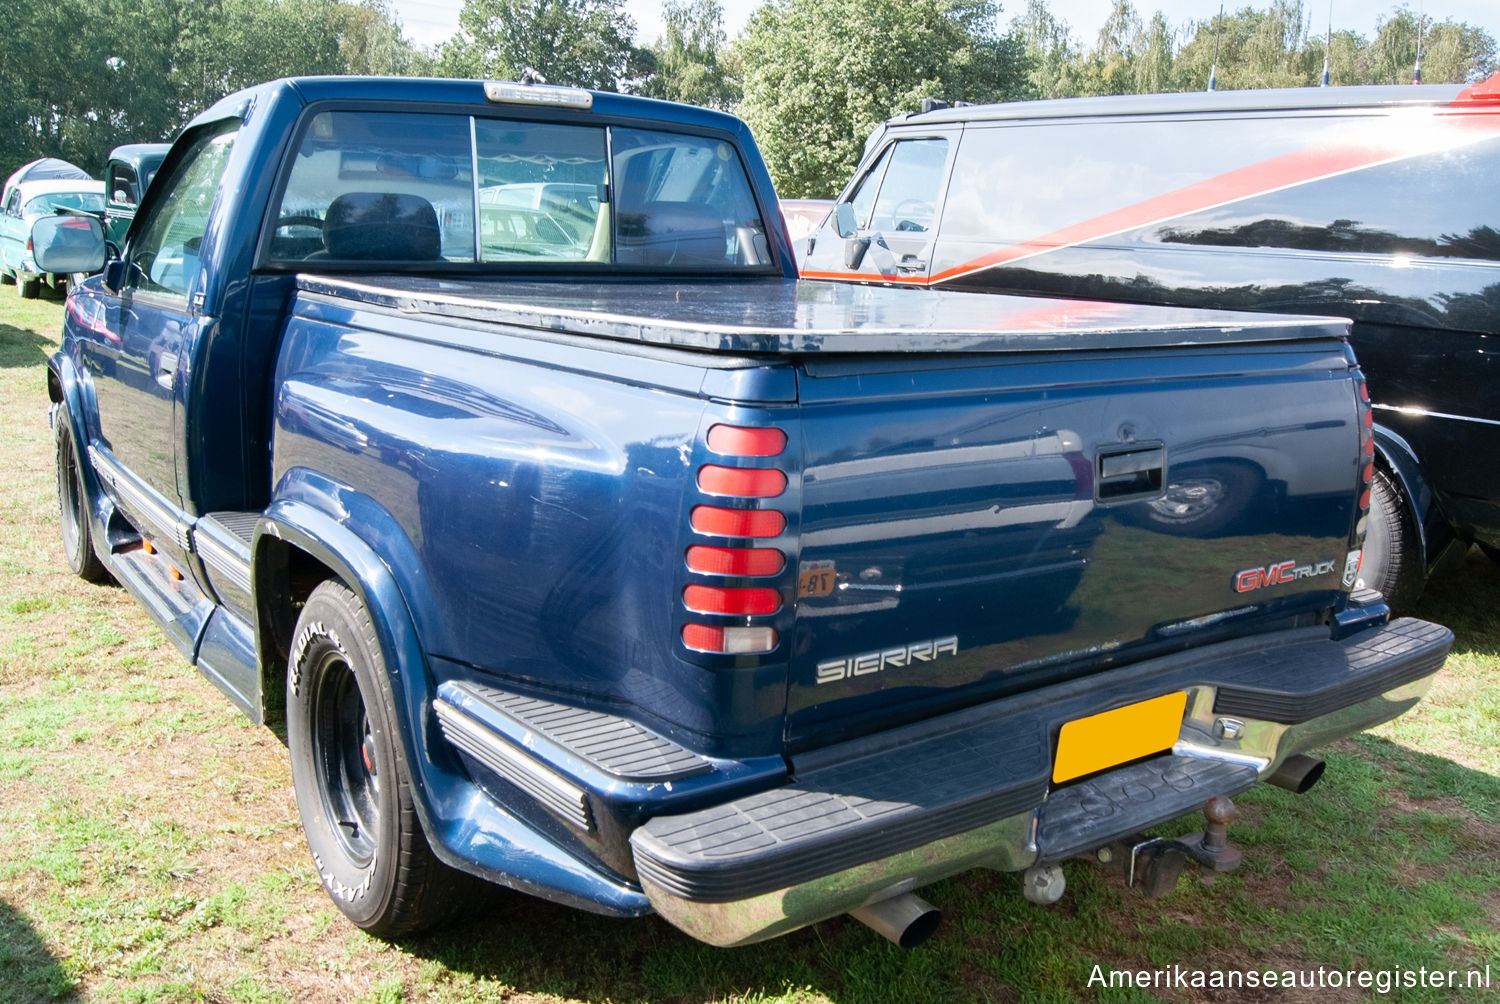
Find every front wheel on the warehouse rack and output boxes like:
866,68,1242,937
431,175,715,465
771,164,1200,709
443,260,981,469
1357,469,1423,612
54,407,110,583
286,581,466,937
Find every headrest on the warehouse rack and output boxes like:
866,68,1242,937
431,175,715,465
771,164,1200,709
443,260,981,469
322,192,441,261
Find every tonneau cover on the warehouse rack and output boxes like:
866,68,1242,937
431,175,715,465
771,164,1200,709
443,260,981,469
296,275,1349,354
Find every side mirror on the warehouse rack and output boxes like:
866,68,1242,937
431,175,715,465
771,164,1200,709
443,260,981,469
102,259,127,294
31,214,106,274
835,204,871,269
834,203,858,238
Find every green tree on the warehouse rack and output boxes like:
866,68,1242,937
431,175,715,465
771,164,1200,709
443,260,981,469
634,0,740,109
437,0,636,90
736,0,1028,198
1011,0,1086,99
1174,2,1318,91
1,0,425,180
339,0,436,76
1369,7,1495,84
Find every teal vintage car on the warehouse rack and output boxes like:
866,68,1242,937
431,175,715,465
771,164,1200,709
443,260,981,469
1,178,105,297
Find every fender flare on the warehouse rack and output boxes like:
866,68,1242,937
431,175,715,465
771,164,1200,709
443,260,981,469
1373,423,1454,571
252,497,450,830
251,495,650,915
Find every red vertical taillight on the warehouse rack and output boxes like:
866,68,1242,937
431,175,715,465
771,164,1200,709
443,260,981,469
682,425,790,655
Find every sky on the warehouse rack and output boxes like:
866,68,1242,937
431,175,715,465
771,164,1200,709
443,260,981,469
390,0,1500,58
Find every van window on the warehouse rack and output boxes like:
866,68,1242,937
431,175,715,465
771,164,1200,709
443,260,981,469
846,144,893,229
865,139,948,234
1157,137,1500,262
940,119,1500,263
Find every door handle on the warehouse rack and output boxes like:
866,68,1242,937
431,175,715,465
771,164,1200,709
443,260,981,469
154,351,177,390
1097,445,1165,501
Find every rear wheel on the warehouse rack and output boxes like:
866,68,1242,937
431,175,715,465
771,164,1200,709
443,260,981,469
287,580,467,938
54,407,109,583
1357,468,1422,612
16,270,40,298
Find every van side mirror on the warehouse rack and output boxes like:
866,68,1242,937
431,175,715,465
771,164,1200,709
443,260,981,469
834,203,858,238
834,204,870,269
31,214,106,274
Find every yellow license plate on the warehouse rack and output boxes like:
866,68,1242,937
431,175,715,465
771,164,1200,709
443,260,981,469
1052,691,1187,784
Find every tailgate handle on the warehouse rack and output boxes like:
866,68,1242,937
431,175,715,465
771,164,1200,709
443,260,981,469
1097,445,1165,502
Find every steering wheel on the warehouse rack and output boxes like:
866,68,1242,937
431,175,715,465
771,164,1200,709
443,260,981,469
890,199,933,232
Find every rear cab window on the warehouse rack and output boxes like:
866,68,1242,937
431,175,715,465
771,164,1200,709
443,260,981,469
264,107,774,272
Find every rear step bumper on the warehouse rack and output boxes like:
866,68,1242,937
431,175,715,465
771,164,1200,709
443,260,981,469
629,616,1451,946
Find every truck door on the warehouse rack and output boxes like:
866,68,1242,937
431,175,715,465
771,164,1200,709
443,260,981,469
81,123,239,564
800,130,957,284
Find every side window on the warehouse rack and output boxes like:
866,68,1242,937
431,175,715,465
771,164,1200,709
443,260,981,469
4,191,18,217
128,126,239,302
109,165,139,207
865,139,948,234
846,145,893,230
272,111,474,262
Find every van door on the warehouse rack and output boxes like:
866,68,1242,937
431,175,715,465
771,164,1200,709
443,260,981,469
801,130,957,283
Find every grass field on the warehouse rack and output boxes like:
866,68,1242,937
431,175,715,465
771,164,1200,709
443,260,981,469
1,294,1496,1003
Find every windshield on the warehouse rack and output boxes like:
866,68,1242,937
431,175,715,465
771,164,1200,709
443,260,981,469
25,192,105,216
269,109,771,271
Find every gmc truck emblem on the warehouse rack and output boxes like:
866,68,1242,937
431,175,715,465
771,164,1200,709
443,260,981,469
1234,558,1338,593
816,636,959,685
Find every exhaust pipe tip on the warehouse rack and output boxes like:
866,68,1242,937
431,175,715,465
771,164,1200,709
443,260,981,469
849,893,942,949
1266,754,1325,794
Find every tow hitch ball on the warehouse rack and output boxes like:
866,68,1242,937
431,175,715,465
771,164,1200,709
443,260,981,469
1091,795,1244,899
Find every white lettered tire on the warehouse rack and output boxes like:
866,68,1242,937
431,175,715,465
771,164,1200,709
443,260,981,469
286,580,466,936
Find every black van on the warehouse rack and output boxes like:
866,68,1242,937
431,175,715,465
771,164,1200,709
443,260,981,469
802,75,1500,609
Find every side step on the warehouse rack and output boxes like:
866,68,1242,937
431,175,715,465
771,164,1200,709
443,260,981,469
194,511,256,598
436,681,713,784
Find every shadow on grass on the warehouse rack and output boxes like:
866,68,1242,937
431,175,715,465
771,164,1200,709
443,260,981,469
0,322,54,370
0,898,71,1003
1415,545,1500,658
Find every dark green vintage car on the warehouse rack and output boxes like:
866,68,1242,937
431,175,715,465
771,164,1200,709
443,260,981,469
103,143,169,247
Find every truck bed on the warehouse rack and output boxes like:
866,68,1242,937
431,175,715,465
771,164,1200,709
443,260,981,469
295,275,1351,353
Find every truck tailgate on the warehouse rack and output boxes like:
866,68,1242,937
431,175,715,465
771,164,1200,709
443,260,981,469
788,340,1361,748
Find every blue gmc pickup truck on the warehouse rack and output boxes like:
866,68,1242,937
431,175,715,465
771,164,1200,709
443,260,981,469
35,77,1451,947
